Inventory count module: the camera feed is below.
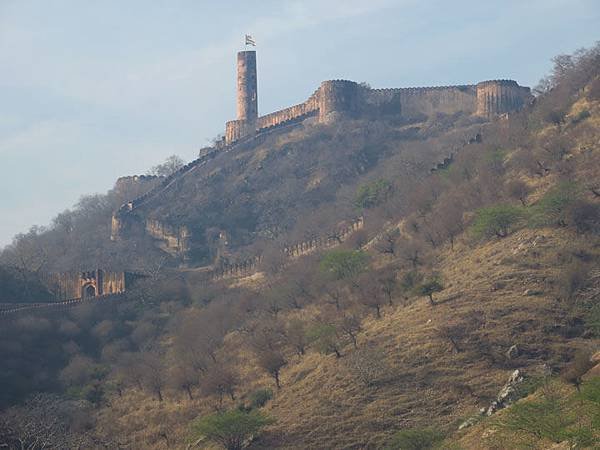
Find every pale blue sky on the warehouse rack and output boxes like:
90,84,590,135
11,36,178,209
0,0,598,247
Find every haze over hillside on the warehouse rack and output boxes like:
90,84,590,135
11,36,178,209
1,4,600,450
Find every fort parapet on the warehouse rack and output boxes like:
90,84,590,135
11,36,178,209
224,50,532,144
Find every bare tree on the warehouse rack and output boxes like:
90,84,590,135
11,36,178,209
139,352,166,401
255,349,286,389
337,313,362,349
374,228,400,255
561,350,595,392
377,267,398,306
356,275,386,319
285,319,309,356
147,154,185,177
323,280,348,311
0,393,98,450
169,364,199,400
397,236,426,269
506,179,531,206
435,198,465,250
200,364,239,408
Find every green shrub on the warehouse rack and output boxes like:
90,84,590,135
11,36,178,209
306,323,341,357
529,182,580,227
400,270,423,293
578,376,600,405
190,409,274,450
495,395,570,443
471,204,525,238
570,109,591,124
418,279,444,306
354,179,392,209
584,302,600,337
385,427,445,450
319,249,368,281
249,388,273,409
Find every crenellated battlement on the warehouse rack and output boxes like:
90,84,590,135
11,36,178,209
223,50,532,144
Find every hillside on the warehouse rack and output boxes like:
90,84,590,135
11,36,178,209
1,45,600,450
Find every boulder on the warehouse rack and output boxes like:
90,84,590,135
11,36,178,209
485,369,524,416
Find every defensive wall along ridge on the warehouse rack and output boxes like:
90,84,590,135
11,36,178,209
110,49,531,260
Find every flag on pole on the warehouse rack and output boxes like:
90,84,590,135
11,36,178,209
245,34,256,46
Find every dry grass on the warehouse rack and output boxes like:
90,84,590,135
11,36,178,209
90,226,599,449
90,95,600,449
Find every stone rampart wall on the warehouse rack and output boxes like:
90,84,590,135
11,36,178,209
475,80,532,117
210,256,261,281
256,89,319,131
0,293,125,318
367,85,478,119
285,217,364,258
41,270,128,301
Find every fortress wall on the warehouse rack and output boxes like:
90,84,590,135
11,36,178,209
476,80,532,117
101,272,126,295
42,272,81,301
255,96,319,130
317,80,361,123
113,175,163,198
41,270,129,301
211,256,261,280
226,119,254,144
367,85,478,120
284,217,364,258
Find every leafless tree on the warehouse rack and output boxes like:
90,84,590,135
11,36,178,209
323,280,348,311
285,319,309,356
255,349,286,389
200,364,239,408
356,276,386,319
0,393,98,450
377,267,398,306
506,179,531,206
374,228,400,255
397,236,426,269
139,351,166,401
337,313,362,349
169,364,199,400
147,154,185,177
561,350,595,392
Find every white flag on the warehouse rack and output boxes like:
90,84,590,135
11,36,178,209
245,34,256,46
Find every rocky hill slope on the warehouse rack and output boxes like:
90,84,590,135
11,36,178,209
1,45,599,450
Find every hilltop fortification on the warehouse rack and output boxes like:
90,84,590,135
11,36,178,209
224,50,531,145
111,49,532,259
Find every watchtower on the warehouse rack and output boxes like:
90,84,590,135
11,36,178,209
225,50,258,144
237,50,258,122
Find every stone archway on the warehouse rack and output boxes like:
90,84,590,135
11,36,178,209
82,284,96,299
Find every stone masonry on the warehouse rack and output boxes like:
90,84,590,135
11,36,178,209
224,50,532,145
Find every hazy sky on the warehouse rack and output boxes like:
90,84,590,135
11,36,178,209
0,0,598,248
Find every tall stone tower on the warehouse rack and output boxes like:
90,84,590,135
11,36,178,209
236,50,258,122
225,50,258,144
